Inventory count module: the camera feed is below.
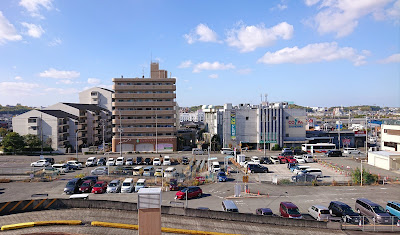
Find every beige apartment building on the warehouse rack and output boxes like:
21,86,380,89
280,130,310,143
112,62,177,152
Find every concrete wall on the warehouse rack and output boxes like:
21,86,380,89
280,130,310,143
79,87,113,112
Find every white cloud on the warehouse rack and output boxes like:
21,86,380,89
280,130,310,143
57,80,75,85
21,22,44,38
0,11,22,44
88,78,101,85
44,87,79,95
0,82,39,95
48,38,62,46
386,0,400,22
307,0,394,38
184,23,221,44
14,76,23,80
226,22,294,52
237,68,252,75
193,61,235,73
304,0,320,6
378,53,400,63
277,4,288,10
258,42,368,66
39,68,80,79
19,0,53,18
178,60,192,68
209,74,219,79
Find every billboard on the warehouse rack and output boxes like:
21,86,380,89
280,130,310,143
287,118,304,128
230,111,236,140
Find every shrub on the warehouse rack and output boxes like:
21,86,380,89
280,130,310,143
271,144,281,151
278,179,291,185
351,167,378,185
75,173,85,178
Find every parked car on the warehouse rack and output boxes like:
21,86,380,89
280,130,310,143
182,156,189,165
153,158,161,166
256,208,273,216
298,168,323,178
308,205,332,221
293,165,310,174
329,201,362,224
52,163,69,173
45,158,55,165
222,200,239,212
303,155,314,163
92,181,107,194
260,157,272,164
65,163,79,171
85,157,97,167
175,186,202,199
135,178,146,192
67,160,82,169
282,148,292,153
132,166,144,176
97,157,106,166
169,178,181,191
31,160,49,167
325,150,342,157
136,156,143,165
355,198,392,224
164,167,177,178
386,201,400,219
343,148,361,154
218,171,227,182
251,156,260,164
144,158,152,165
64,178,83,194
280,202,303,219
91,166,108,175
291,173,317,182
287,163,298,172
126,158,134,166
107,179,121,193
106,158,115,166
293,155,305,164
82,175,98,183
79,180,95,193
247,164,268,173
284,156,297,164
293,149,307,156
115,157,125,166
143,166,155,177
278,155,287,164
163,156,171,165
154,168,163,177
112,166,134,175
270,156,280,164
42,166,60,175
121,178,134,193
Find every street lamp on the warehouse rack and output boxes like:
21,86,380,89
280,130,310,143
76,129,81,162
118,109,123,158
100,119,106,154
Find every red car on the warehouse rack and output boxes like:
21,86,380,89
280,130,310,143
91,181,107,194
280,202,303,219
278,155,287,164
79,180,94,193
175,186,202,200
285,156,297,164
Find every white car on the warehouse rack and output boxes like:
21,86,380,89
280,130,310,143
293,165,310,175
91,166,108,175
308,205,332,221
52,163,69,173
126,158,134,165
343,148,361,154
303,155,314,163
31,160,49,167
106,158,115,166
163,156,171,165
293,156,305,164
67,160,82,169
251,156,260,164
115,157,125,166
153,158,161,166
270,156,280,164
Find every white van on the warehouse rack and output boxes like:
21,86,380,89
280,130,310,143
132,166,144,176
164,167,177,178
116,157,125,166
221,148,234,155
121,178,134,193
85,157,97,167
135,179,146,192
293,165,310,174
212,161,221,173
343,148,361,154
302,168,323,178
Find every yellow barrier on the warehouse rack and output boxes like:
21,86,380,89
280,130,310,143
1,222,34,231
91,221,239,235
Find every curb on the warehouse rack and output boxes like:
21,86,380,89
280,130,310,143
1,220,82,231
91,221,239,235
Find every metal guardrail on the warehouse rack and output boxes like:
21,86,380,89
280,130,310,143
341,216,400,232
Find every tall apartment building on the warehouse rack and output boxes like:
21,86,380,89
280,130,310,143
79,87,114,112
112,62,177,152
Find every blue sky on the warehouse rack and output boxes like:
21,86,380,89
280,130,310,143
0,0,399,108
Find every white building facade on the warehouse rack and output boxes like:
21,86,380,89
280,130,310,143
79,87,114,112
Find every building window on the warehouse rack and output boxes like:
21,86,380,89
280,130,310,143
246,117,249,120
286,134,289,137
286,116,289,120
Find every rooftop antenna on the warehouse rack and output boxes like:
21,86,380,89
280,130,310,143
142,66,145,78
265,94,268,104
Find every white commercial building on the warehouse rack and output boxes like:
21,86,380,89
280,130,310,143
79,87,114,112
203,102,307,150
367,121,400,171
179,110,204,122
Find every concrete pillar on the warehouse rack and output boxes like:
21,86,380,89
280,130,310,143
138,188,162,235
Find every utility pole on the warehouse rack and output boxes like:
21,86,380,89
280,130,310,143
118,109,122,158
155,114,158,153
102,119,106,154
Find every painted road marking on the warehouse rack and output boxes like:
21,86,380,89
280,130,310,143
0,202,11,213
21,200,34,211
9,201,23,212
33,199,46,210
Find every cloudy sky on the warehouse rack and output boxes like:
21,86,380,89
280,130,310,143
0,0,399,108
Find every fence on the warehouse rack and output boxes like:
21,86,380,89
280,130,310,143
342,216,400,232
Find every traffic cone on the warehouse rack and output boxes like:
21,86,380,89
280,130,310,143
258,190,260,195
267,193,269,198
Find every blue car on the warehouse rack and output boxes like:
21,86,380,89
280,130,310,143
386,201,400,219
218,171,227,182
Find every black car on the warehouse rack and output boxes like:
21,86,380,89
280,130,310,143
45,158,55,165
247,164,268,173
83,175,98,184
144,158,152,165
97,158,106,166
66,163,79,170
329,201,363,224
182,156,189,165
136,157,143,165
64,178,83,194
293,149,307,155
325,150,342,157
260,157,272,164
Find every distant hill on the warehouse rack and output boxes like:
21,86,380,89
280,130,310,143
0,104,33,115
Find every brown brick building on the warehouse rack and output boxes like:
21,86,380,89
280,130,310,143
111,62,177,152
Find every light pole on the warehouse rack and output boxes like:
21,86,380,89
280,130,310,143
155,113,158,153
100,119,106,154
76,130,81,162
118,109,123,158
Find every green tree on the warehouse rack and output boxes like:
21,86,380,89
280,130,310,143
211,134,221,151
351,167,378,185
0,128,8,137
271,144,281,151
24,134,42,153
1,132,25,154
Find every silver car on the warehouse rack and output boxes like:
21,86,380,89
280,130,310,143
90,166,108,175
107,179,121,193
308,205,332,221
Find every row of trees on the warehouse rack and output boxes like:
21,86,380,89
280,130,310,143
0,128,49,154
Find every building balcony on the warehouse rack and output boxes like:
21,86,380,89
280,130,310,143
112,93,176,99
112,101,176,107
112,127,175,133
112,110,176,116
113,85,176,91
112,119,175,125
